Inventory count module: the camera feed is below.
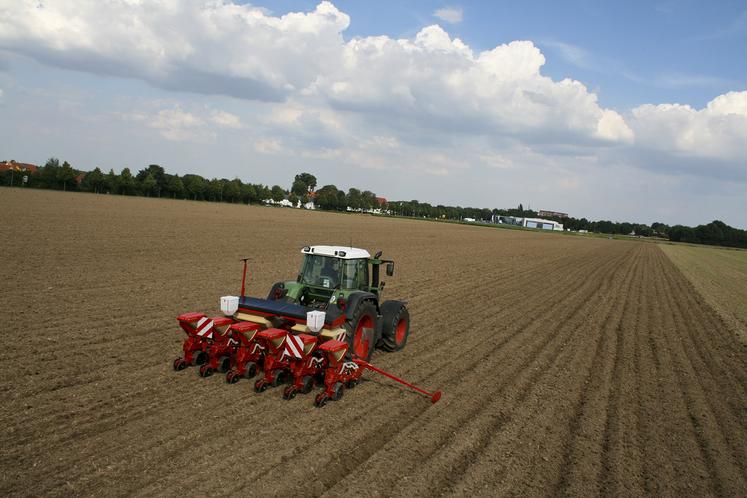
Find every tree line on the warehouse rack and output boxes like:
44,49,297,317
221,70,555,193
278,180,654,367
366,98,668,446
1,158,745,249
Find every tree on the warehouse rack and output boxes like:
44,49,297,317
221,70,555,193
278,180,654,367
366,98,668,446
256,184,272,201
40,157,61,188
57,161,76,191
291,178,308,197
224,179,242,203
361,190,377,211
288,192,299,207
183,174,207,200
346,188,362,211
168,175,185,199
83,167,105,193
206,178,225,201
118,167,136,195
315,184,340,210
104,169,117,193
141,173,158,197
136,164,166,195
241,183,257,204
294,172,317,192
271,185,285,202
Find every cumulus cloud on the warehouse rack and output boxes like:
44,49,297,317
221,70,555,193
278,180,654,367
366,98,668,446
124,104,242,141
433,6,463,24
0,1,629,148
0,1,350,101
0,1,744,185
210,110,243,129
630,91,747,163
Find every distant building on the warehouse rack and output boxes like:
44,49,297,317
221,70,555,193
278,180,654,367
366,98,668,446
0,160,38,173
495,215,522,226
521,217,564,231
538,210,568,219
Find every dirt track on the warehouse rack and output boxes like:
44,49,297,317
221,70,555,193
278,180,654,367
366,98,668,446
1,189,745,497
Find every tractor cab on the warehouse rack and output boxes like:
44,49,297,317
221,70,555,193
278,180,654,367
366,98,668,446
298,248,369,290
292,246,372,308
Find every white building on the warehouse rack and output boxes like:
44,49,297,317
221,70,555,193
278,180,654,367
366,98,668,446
521,217,564,231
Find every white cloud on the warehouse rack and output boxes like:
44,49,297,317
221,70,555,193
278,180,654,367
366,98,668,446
0,0,744,205
210,110,243,129
0,1,350,101
147,107,204,141
254,137,283,154
124,104,243,141
630,91,747,163
433,6,463,24
0,1,626,149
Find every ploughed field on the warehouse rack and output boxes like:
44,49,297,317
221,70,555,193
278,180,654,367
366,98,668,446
1,189,745,497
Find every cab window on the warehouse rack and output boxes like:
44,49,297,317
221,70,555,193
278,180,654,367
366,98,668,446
342,259,369,290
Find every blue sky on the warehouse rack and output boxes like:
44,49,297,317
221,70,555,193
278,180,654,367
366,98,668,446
1,1,746,227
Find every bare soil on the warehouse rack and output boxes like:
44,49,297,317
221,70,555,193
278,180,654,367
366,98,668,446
1,189,745,497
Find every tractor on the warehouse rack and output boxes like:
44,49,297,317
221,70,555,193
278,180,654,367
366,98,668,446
173,245,440,406
259,245,410,360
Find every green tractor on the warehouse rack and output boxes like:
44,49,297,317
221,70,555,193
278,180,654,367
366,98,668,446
237,245,410,361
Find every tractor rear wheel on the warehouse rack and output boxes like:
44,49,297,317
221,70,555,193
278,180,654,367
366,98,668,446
345,301,377,361
378,302,410,352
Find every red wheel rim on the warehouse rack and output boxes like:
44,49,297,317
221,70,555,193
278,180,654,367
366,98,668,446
395,318,407,344
354,315,373,358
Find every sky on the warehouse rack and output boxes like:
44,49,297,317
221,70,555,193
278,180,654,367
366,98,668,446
0,0,745,227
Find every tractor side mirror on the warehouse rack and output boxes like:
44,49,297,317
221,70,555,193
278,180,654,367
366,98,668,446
386,262,395,277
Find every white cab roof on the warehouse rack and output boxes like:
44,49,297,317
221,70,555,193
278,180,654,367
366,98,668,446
302,245,371,259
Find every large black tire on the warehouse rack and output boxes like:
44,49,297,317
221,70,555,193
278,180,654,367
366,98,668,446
378,301,410,352
344,300,377,361
267,282,285,300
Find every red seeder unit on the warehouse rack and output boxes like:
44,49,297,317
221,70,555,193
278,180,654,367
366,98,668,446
253,328,292,392
197,316,234,378
224,321,264,384
172,312,214,371
173,313,441,406
282,333,325,400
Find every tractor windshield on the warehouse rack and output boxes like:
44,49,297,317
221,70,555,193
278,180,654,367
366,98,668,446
299,255,369,291
299,255,342,289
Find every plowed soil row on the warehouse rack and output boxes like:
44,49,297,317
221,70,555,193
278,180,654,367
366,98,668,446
1,189,745,497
